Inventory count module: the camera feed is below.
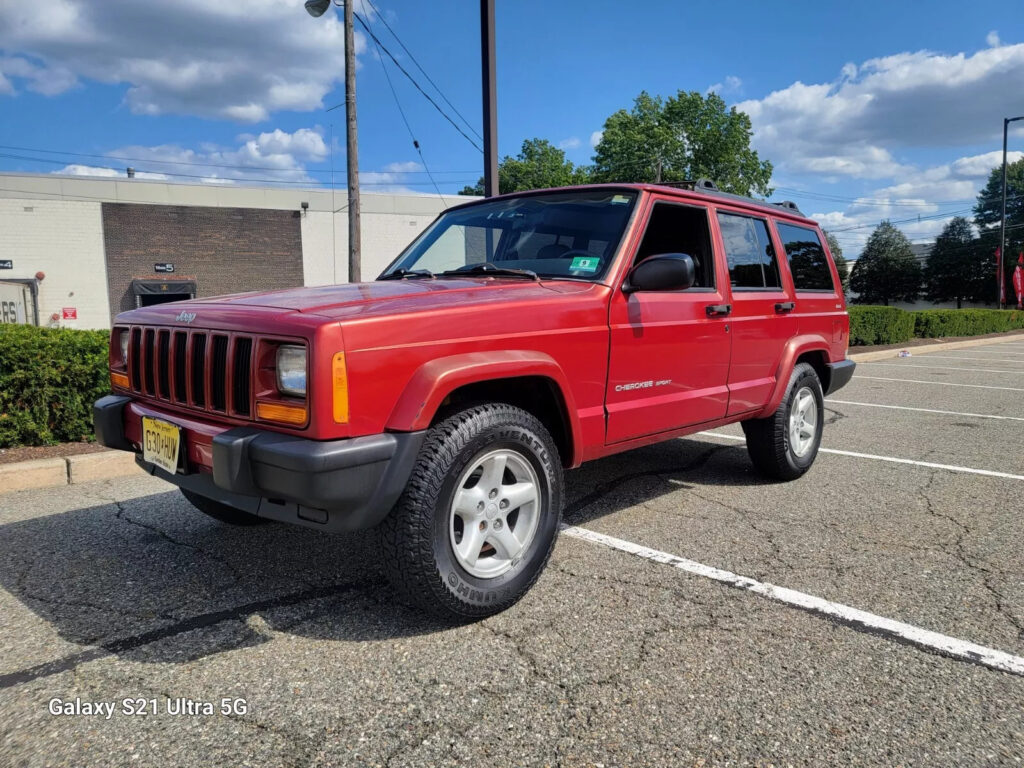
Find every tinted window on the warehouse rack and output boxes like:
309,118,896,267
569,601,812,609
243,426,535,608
635,203,715,289
776,223,835,291
717,212,781,289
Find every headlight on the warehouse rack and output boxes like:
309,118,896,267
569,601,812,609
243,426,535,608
276,345,307,397
118,330,130,366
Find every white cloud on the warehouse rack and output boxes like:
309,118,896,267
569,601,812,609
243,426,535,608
950,150,1024,177
706,75,742,95
0,0,365,121
738,43,1024,180
589,130,603,149
57,164,170,181
381,161,424,174
987,30,1001,47
558,137,582,150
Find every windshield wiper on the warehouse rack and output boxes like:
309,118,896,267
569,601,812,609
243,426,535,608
379,268,435,280
439,263,540,281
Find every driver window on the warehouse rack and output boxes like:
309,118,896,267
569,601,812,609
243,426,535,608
634,202,715,289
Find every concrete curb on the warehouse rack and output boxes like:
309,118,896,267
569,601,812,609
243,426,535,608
848,332,1024,363
1,450,144,494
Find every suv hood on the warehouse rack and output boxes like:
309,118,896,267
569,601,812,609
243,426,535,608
192,278,595,320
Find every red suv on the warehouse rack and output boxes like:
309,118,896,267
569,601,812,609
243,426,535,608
95,182,854,619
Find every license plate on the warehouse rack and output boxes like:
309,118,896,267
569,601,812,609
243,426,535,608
142,417,181,474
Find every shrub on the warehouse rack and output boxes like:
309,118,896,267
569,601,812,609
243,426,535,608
0,325,110,447
912,309,1024,338
848,306,916,346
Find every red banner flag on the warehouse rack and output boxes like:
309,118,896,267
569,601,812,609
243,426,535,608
1014,253,1024,310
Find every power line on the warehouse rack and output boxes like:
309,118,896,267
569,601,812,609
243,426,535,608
365,13,446,206
362,0,481,142
0,143,479,176
348,12,483,154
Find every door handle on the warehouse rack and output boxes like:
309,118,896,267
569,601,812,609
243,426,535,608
705,303,732,317
775,301,795,313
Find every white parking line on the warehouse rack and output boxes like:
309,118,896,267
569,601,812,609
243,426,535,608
826,399,1024,422
697,431,1024,481
855,375,1024,392
562,525,1024,677
902,355,1024,363
863,362,1023,374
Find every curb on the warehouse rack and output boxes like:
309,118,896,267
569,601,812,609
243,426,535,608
0,450,144,494
848,332,1024,363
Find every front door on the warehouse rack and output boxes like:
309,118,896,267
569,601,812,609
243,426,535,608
606,199,732,444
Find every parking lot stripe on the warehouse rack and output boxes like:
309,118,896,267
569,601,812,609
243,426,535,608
561,525,1024,677
856,375,1024,392
826,399,1024,422
902,355,1024,363
863,362,1024,374
697,431,1024,481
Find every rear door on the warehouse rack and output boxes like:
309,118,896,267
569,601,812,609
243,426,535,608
773,220,846,346
713,209,796,415
605,198,732,443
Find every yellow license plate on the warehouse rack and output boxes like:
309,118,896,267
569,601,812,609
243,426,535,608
142,417,181,474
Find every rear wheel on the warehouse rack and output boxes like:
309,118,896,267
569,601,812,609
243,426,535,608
378,403,563,620
742,362,824,481
179,489,270,526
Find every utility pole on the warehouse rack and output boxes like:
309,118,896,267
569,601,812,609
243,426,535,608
1000,116,1024,307
480,0,498,197
306,0,360,282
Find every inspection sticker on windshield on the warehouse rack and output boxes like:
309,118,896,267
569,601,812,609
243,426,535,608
611,194,630,204
570,256,600,273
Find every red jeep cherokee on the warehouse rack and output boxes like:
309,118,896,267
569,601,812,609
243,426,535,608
95,182,854,619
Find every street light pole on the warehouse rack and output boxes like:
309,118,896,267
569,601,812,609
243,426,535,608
306,0,360,283
999,116,1024,308
480,0,498,198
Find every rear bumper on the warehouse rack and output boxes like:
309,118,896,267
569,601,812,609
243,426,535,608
824,359,856,396
93,395,424,532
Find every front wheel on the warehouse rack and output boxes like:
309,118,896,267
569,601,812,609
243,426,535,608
378,404,563,620
742,362,824,481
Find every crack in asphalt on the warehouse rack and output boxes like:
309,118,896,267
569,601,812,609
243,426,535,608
916,471,1024,640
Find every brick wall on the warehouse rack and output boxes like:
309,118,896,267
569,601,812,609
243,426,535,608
102,203,303,321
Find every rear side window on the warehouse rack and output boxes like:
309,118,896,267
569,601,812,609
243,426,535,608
717,212,781,289
776,223,835,291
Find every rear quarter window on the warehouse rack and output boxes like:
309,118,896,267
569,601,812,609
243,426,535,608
776,222,835,292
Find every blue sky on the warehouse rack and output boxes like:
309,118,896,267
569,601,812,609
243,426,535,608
2,0,1024,256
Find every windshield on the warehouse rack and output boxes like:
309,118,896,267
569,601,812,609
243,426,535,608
381,189,638,281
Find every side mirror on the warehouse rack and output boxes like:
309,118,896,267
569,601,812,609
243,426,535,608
624,253,696,293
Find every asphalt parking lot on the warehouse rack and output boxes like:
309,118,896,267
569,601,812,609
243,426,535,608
2,341,1022,767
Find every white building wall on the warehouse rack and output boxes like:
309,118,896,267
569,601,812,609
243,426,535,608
0,198,110,330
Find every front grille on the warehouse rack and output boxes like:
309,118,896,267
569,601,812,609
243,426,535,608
127,326,257,419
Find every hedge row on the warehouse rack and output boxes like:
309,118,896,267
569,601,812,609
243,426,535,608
0,324,110,447
849,306,1024,346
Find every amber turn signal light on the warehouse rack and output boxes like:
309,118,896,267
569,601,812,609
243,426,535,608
110,371,130,390
256,401,308,426
332,352,349,424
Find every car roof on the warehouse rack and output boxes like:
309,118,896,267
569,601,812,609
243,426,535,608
447,182,815,226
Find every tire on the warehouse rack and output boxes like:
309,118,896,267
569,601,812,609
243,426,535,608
179,489,271,526
741,362,824,481
378,403,563,621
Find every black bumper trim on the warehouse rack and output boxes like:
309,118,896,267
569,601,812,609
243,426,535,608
93,395,135,451
824,359,856,396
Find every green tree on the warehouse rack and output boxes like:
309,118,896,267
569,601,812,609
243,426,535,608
973,157,1024,302
589,90,773,196
823,230,850,294
849,221,923,305
924,217,986,308
459,138,590,196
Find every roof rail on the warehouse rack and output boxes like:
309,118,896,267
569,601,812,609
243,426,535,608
649,178,806,218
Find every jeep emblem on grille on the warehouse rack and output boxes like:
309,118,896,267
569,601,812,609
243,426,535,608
175,311,197,324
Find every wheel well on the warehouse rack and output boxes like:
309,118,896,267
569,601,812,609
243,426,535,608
434,376,573,467
796,350,830,392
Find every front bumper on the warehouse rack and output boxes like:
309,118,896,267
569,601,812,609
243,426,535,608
824,359,856,395
93,395,424,532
